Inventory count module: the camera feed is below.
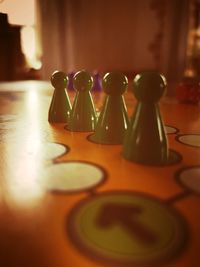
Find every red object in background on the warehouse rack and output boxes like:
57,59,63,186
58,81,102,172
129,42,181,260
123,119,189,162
176,78,200,104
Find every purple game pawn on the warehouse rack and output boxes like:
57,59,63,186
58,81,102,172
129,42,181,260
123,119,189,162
92,71,102,91
68,71,75,91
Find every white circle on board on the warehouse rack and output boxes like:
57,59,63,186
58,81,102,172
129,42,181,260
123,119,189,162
28,142,68,160
43,142,68,160
177,134,200,147
40,162,105,192
179,167,200,194
165,125,178,134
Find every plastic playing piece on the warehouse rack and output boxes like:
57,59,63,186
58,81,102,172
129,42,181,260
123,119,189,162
68,71,75,90
67,70,97,132
89,72,129,144
48,70,71,123
92,71,102,91
123,71,168,165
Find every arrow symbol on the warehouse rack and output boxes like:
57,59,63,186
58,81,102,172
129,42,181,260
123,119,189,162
96,203,157,245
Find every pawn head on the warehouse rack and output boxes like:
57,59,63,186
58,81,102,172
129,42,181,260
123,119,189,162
102,72,128,96
51,70,68,89
133,72,167,102
73,70,93,91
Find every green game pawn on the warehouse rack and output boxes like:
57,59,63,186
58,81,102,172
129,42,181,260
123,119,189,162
67,70,97,132
123,71,168,165
48,70,71,123
89,72,129,144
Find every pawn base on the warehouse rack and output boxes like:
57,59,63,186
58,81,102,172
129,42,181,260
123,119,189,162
88,133,124,145
65,124,95,133
123,149,182,166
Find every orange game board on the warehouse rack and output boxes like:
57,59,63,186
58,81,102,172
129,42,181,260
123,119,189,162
0,80,199,267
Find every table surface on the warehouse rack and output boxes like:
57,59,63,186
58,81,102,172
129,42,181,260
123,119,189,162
0,80,200,267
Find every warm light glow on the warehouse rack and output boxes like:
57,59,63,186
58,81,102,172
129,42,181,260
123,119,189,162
21,26,42,69
4,89,46,206
196,27,200,37
7,157,44,205
0,0,42,69
134,74,141,83
184,68,196,77
0,0,35,26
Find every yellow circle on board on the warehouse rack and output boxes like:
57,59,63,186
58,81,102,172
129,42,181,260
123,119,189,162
68,192,187,265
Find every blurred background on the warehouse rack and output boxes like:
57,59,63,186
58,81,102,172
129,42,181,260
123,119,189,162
0,0,199,90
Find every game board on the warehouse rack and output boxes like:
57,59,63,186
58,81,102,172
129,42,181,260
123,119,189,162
0,80,199,267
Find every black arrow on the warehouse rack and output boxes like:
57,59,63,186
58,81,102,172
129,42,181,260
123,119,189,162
96,203,157,245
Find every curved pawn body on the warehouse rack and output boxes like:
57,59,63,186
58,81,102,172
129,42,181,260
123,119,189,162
123,72,168,165
48,71,71,123
89,72,129,144
68,70,97,132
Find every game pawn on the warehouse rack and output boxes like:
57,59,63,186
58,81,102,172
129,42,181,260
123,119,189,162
89,72,129,144
92,70,102,91
67,70,97,132
48,70,72,123
123,71,168,165
68,71,75,91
